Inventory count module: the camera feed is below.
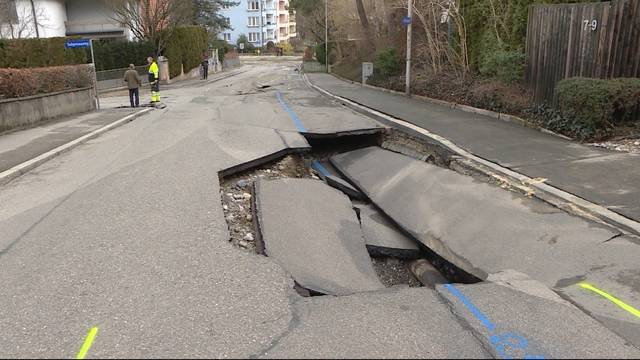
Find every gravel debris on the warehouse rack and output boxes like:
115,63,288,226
371,257,421,287
589,138,640,153
220,155,313,251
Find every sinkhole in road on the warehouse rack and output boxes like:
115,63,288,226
219,129,483,297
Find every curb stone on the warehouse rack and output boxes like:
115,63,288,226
0,108,153,186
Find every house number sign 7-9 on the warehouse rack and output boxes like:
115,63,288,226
583,19,598,31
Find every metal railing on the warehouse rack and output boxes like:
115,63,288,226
96,65,149,91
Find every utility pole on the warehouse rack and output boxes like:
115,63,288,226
405,0,413,96
325,0,329,72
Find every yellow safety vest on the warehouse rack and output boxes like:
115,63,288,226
148,62,159,81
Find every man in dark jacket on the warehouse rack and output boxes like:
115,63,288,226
201,52,209,80
123,64,142,107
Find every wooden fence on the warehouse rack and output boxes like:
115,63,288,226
525,0,640,104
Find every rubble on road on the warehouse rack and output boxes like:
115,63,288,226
220,155,312,251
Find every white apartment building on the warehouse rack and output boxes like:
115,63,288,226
0,0,131,39
219,0,296,47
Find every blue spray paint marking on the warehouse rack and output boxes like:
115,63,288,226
444,284,545,359
311,161,331,177
276,92,307,132
444,284,496,332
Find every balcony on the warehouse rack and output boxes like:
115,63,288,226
65,20,126,38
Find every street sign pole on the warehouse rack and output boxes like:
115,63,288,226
405,0,413,96
89,39,100,110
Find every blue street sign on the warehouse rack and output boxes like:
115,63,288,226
402,16,412,26
65,39,91,49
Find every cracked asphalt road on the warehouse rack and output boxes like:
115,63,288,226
0,59,483,358
1,58,636,359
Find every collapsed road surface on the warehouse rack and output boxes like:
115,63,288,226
0,57,639,358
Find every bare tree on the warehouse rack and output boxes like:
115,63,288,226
107,0,192,55
407,0,468,76
354,0,375,54
0,0,47,39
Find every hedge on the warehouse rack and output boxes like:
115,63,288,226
93,39,155,71
556,77,640,137
164,26,208,78
0,65,93,100
0,37,87,68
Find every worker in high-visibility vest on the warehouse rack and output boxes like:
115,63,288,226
147,56,160,103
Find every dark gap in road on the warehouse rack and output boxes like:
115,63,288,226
219,130,488,297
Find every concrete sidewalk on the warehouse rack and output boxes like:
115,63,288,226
307,73,640,223
0,108,138,174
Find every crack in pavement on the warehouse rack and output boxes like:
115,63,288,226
249,292,305,359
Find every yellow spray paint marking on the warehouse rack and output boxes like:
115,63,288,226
76,327,98,359
579,283,640,319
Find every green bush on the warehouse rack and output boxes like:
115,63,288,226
479,49,525,84
164,26,209,78
0,65,93,100
93,39,155,71
374,48,402,78
555,77,640,139
0,37,87,68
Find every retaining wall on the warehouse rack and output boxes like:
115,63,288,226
0,87,95,132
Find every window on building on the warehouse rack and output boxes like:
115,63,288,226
221,3,233,10
248,32,260,42
221,33,231,42
247,16,260,27
247,1,259,10
0,0,18,24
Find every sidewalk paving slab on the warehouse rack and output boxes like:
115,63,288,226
437,282,640,359
307,73,640,222
255,178,384,296
262,287,490,359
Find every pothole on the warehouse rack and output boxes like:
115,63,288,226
219,129,484,296
220,154,314,252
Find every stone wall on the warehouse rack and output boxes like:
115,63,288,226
0,87,95,133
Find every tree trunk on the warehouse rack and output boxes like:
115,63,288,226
355,0,375,56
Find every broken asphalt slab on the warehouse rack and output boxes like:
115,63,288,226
261,287,489,359
437,282,640,359
217,127,310,178
275,81,386,137
254,178,384,296
354,203,421,260
330,147,619,282
331,147,640,345
325,175,364,200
